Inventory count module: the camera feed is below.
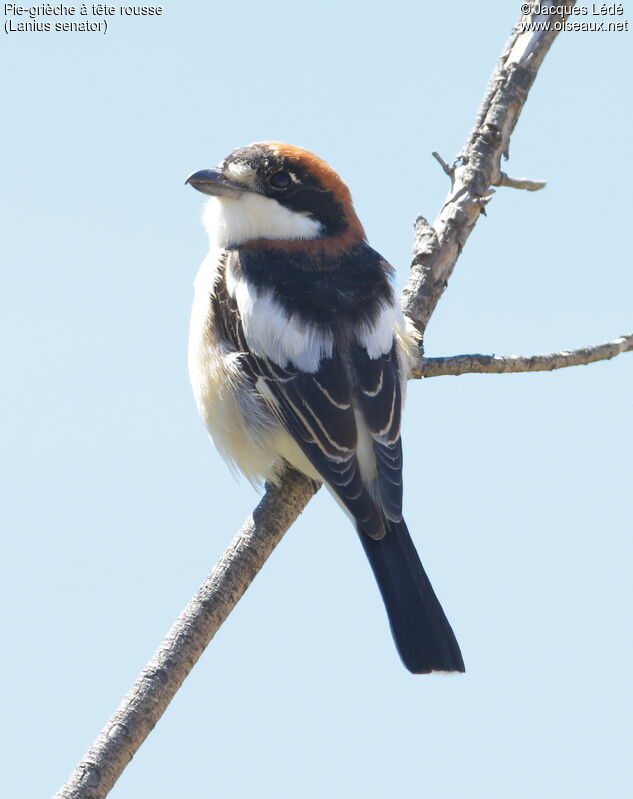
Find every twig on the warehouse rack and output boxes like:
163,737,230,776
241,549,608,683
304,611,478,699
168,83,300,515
431,151,454,178
414,334,633,378
494,171,547,191
54,3,610,798
401,0,577,334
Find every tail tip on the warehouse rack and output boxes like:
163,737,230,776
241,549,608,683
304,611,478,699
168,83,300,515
402,653,466,675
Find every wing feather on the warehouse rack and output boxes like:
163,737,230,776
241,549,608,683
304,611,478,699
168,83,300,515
260,353,384,535
212,257,404,539
351,341,405,522
212,268,383,537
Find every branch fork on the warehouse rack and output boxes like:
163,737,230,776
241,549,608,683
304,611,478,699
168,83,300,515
431,150,454,178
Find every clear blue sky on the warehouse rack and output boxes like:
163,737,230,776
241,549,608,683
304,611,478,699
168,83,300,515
2,2,631,797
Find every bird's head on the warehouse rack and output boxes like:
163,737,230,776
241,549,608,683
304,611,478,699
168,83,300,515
186,142,365,251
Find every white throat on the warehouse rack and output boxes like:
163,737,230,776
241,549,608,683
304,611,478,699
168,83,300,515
203,194,322,248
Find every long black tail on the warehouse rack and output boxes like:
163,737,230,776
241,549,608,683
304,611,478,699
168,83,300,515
358,518,465,674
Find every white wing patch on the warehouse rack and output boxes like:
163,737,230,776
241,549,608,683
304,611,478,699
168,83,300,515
226,264,334,372
355,301,405,359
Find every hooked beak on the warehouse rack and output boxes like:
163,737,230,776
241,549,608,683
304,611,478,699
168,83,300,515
185,168,247,198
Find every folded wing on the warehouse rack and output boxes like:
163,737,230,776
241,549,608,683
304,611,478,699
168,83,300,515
214,256,405,540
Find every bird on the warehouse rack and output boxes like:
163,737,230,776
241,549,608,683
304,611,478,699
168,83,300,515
186,142,464,674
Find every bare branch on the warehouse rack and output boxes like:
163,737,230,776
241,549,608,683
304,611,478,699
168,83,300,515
494,171,547,191
54,4,595,797
431,150,454,178
414,334,633,378
401,0,577,335
52,470,318,799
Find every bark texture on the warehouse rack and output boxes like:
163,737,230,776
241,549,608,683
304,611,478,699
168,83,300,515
400,1,577,335
53,471,318,799
415,333,633,378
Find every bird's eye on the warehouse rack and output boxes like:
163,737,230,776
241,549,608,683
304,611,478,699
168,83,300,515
269,171,292,190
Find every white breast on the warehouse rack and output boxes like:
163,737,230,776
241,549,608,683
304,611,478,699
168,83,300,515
188,250,320,485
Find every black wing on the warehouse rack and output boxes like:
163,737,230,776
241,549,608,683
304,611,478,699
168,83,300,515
262,351,386,534
351,340,404,525
212,258,403,540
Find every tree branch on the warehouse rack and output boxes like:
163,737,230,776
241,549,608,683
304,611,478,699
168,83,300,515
400,0,576,334
493,171,547,191
55,3,607,797
414,334,633,378
53,470,318,799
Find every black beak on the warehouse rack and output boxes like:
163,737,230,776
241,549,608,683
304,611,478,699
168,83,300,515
185,168,246,198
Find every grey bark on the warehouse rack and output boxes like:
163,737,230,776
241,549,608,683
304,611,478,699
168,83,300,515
54,2,629,797
400,1,579,335
415,334,633,378
54,471,318,799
